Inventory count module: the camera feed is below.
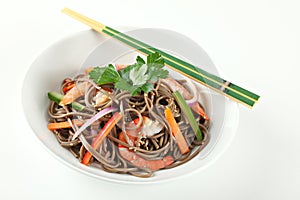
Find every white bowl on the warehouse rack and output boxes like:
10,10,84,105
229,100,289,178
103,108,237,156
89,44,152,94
22,29,239,184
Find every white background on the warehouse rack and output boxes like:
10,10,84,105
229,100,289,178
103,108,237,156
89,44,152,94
1,0,300,199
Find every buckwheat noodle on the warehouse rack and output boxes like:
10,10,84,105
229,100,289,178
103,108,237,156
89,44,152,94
48,74,210,178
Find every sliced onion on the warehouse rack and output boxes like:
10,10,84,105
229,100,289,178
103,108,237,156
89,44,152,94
185,79,198,106
72,107,117,140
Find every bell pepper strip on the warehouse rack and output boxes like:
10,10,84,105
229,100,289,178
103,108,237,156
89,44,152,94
48,120,83,131
164,107,190,154
48,91,85,111
173,91,203,141
81,112,122,165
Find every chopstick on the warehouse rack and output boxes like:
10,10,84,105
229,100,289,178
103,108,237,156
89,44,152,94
62,8,260,108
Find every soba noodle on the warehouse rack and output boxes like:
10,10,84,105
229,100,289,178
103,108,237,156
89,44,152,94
48,74,210,178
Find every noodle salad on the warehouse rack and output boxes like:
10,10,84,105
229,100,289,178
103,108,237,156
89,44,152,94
47,52,210,177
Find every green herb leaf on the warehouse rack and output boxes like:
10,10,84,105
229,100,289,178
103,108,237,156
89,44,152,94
147,52,164,67
131,88,142,96
119,63,141,80
140,82,154,93
89,64,120,84
136,56,146,65
146,52,167,82
148,66,169,82
89,67,105,82
129,64,148,86
89,52,168,96
115,79,141,96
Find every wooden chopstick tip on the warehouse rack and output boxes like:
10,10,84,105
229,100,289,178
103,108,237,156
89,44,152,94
61,7,80,16
61,7,72,14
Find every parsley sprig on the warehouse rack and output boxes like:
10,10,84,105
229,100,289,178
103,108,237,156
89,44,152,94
89,52,169,95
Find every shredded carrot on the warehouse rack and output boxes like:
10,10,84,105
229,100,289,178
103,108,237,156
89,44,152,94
81,112,122,165
165,107,190,154
48,120,83,130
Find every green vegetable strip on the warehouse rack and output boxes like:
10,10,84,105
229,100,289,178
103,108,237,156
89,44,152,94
48,92,85,111
173,91,202,141
104,26,260,106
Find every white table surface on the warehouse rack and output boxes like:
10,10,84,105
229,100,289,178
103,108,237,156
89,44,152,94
1,0,300,199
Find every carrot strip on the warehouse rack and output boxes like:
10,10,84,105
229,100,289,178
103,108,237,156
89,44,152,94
48,120,83,130
165,107,189,154
81,112,122,165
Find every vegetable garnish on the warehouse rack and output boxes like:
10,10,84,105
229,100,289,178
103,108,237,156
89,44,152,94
48,91,85,111
173,91,203,141
160,77,209,120
165,107,190,154
72,107,117,140
89,64,120,85
89,52,169,96
48,120,83,131
81,112,122,165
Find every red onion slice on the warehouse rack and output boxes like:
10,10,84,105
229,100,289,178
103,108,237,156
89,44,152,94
72,107,117,140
